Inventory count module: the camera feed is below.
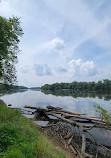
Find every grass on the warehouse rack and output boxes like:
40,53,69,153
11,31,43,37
36,133,65,158
0,104,66,158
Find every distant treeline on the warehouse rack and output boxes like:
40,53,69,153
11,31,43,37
0,83,41,92
41,79,111,92
0,83,28,91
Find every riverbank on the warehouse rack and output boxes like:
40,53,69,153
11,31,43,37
0,103,66,158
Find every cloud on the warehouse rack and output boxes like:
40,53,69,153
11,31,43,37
21,68,29,74
57,67,68,74
1,0,111,86
34,64,52,76
17,65,31,74
48,38,65,50
68,59,97,77
54,59,97,80
45,0,111,53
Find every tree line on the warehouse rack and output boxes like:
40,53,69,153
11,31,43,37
41,79,111,92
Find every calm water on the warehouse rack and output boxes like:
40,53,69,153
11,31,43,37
0,89,111,117
1,89,111,148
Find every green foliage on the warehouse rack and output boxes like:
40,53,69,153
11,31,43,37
0,83,28,92
0,105,38,158
41,79,111,93
0,16,23,84
94,104,111,124
0,104,66,158
36,132,65,158
4,148,24,158
0,123,16,152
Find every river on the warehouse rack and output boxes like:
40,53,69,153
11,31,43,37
1,89,111,153
0,89,111,117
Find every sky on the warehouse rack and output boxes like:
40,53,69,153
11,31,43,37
0,0,111,87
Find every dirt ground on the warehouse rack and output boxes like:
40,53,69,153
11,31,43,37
37,125,75,158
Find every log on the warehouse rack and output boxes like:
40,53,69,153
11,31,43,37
63,114,106,123
47,106,86,115
47,105,62,110
46,112,91,129
25,106,49,112
47,111,106,123
49,111,86,117
58,109,87,115
25,106,86,115
81,128,86,153
69,145,77,155
21,108,35,113
68,135,74,145
25,106,107,124
41,124,57,128
24,105,111,158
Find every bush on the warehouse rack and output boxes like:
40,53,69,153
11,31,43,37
0,105,37,158
0,123,16,152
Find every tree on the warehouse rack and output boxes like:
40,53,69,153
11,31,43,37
94,104,111,124
0,16,23,85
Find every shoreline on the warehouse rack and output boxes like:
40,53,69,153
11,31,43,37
0,102,67,158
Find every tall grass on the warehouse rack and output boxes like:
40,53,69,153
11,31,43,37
0,104,65,158
36,133,65,158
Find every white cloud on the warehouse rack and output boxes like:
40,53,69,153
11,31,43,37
48,38,65,51
21,67,29,74
45,0,111,53
68,59,97,77
57,67,68,73
34,64,52,76
0,0,111,86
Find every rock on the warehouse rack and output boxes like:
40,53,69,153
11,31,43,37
8,104,12,107
0,99,7,106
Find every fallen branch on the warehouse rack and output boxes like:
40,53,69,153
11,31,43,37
25,106,107,124
24,105,111,157
81,128,86,153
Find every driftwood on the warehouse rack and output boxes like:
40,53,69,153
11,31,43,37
25,106,106,124
24,105,111,158
25,106,86,115
47,105,87,115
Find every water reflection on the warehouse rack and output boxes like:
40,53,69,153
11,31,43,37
0,90,111,117
0,89,27,97
42,89,111,101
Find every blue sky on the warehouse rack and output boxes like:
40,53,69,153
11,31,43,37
0,0,111,87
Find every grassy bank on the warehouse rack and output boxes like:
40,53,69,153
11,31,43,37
0,104,66,158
